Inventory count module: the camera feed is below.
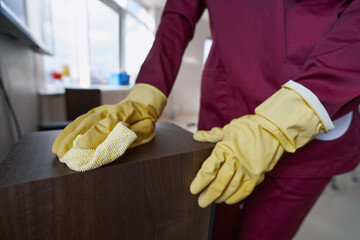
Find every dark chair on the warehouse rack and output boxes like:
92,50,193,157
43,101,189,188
65,88,101,120
38,88,101,131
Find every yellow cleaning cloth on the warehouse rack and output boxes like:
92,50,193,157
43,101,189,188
59,122,137,172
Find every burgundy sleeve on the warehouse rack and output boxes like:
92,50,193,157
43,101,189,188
135,0,206,96
293,0,360,117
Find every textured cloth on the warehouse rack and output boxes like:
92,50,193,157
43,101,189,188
60,122,137,172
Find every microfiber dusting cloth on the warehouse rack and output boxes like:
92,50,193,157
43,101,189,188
59,122,137,172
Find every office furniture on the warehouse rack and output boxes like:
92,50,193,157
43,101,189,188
38,88,102,130
0,123,214,240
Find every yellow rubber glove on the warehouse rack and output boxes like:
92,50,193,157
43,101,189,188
52,83,167,160
190,85,331,208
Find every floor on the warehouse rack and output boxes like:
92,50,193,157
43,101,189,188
294,169,360,240
160,112,360,240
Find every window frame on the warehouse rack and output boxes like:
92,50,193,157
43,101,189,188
42,0,155,87
98,0,155,83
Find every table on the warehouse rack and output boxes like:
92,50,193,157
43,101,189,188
0,122,214,240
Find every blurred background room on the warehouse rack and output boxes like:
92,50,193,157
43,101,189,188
0,0,359,239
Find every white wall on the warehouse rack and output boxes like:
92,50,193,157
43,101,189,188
152,7,210,119
0,36,43,162
168,19,210,115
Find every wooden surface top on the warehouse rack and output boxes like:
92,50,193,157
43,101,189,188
0,122,214,188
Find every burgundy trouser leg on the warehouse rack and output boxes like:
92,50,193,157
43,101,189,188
211,175,331,240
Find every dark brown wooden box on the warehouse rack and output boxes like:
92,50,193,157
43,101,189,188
0,122,214,240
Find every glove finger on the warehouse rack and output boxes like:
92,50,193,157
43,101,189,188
52,110,94,154
75,110,121,149
190,145,227,195
224,174,264,205
197,157,237,208
119,100,157,124
193,127,224,143
53,109,108,158
72,99,158,150
215,168,246,204
129,118,155,147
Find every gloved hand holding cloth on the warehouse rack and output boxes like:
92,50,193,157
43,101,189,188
52,83,167,172
190,80,335,208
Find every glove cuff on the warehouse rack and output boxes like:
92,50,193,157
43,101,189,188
126,83,167,118
255,82,333,151
283,80,334,131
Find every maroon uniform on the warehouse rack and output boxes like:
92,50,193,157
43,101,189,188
137,0,360,239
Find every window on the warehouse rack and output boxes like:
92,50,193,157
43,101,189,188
42,0,81,85
124,6,154,85
42,0,155,87
88,0,119,84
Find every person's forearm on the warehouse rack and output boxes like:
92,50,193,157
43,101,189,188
136,0,206,96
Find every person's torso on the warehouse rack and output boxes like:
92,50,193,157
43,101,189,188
199,0,360,177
